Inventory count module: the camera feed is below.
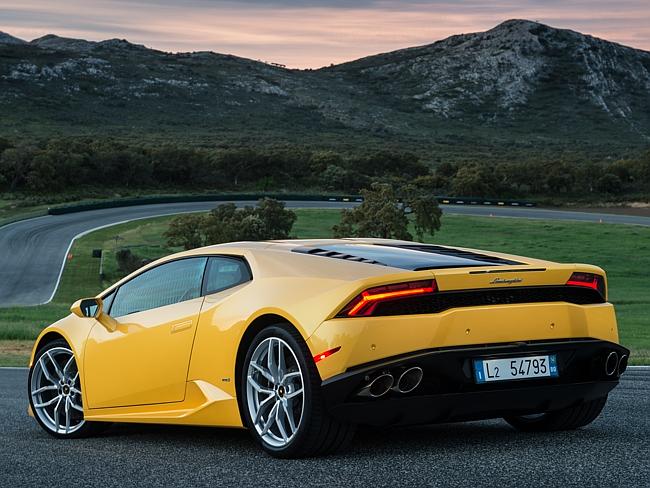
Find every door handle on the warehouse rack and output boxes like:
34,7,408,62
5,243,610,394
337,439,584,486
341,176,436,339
171,320,193,334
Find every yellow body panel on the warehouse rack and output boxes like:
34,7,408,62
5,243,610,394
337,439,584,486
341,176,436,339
29,238,620,429
308,303,618,380
84,296,204,408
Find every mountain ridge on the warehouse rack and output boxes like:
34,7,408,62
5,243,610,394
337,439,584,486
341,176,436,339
1,20,649,158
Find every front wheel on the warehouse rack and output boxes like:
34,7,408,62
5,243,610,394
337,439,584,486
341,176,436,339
28,339,107,438
504,396,608,432
241,325,355,458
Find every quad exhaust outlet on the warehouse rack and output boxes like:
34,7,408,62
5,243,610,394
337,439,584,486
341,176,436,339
358,366,424,398
394,367,424,394
605,351,618,376
358,373,394,398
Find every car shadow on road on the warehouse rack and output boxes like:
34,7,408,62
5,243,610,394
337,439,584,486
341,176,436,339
95,418,610,458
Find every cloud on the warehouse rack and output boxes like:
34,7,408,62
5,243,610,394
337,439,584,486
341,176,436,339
1,0,648,68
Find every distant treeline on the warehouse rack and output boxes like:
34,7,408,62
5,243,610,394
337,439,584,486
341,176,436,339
0,137,648,199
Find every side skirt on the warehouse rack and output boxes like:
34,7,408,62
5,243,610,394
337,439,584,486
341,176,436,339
83,380,244,427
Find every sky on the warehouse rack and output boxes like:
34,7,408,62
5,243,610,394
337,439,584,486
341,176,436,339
1,1,649,68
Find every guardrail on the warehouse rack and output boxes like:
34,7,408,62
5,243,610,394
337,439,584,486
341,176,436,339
437,197,536,207
47,194,535,215
47,194,364,215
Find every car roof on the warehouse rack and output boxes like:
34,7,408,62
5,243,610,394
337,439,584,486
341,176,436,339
186,238,523,271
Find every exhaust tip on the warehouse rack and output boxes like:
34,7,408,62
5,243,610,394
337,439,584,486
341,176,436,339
395,366,423,394
618,354,628,376
605,351,619,376
359,373,394,398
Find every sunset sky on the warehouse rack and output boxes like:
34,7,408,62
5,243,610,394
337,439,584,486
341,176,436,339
2,1,649,68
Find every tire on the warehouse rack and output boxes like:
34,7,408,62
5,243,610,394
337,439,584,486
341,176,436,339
504,396,608,432
240,324,356,458
28,338,108,438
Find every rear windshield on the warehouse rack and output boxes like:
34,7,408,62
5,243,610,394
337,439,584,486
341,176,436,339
292,243,521,270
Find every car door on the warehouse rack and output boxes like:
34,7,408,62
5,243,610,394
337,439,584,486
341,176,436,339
84,257,208,409
186,256,253,386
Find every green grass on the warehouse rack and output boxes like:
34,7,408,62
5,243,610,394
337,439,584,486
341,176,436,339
1,209,648,365
0,198,50,227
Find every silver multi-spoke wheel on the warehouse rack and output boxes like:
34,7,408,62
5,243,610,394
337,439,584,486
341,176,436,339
246,336,304,448
30,346,85,435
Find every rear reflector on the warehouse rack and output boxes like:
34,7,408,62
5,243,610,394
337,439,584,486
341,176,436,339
313,346,341,363
566,272,606,297
339,280,437,317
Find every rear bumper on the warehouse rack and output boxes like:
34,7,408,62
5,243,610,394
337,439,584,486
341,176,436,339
321,339,628,426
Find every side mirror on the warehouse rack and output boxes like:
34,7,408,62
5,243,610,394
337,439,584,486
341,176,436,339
70,297,118,333
71,297,102,318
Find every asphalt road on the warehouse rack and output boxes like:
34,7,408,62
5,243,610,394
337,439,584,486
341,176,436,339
1,367,648,487
1,201,649,307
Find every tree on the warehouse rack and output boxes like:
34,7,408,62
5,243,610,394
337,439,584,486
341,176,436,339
319,165,369,193
0,145,37,191
596,173,622,194
452,164,489,196
0,137,12,154
351,151,428,178
164,214,207,250
164,199,297,250
255,197,297,239
436,161,457,178
151,145,207,185
211,149,268,186
403,185,442,240
115,249,145,273
332,183,442,241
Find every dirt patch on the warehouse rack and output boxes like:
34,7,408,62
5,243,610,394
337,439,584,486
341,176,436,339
0,340,33,366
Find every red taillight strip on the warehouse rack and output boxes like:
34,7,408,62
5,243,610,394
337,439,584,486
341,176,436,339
345,280,437,317
313,346,341,363
565,272,605,297
566,278,599,289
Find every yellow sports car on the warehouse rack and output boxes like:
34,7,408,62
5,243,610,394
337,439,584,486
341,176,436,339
28,238,628,457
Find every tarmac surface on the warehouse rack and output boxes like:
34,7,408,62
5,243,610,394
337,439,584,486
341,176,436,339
1,367,648,487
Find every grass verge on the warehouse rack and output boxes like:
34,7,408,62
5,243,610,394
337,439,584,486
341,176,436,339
0,209,648,365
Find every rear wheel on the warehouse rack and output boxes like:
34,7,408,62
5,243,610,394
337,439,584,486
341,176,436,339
241,325,355,458
504,396,608,432
28,339,107,438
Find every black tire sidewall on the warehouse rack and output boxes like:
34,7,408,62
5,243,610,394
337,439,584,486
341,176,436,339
240,324,318,457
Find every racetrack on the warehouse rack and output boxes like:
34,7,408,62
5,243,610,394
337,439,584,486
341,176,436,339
1,201,649,307
1,367,648,487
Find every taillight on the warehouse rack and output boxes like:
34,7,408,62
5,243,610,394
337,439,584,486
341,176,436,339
337,280,437,317
566,272,606,298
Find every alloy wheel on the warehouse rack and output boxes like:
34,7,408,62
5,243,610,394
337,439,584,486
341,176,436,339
30,346,85,435
246,337,305,448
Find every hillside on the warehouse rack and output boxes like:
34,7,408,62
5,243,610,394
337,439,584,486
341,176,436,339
1,20,649,160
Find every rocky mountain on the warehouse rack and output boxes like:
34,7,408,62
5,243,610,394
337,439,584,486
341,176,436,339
1,20,649,158
0,32,26,45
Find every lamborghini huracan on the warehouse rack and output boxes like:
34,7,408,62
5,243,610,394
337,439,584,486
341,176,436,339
28,238,628,457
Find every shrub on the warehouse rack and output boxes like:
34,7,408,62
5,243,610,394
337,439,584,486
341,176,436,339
164,198,297,250
332,183,441,241
115,249,145,274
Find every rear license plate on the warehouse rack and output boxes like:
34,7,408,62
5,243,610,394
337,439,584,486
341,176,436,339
473,355,558,383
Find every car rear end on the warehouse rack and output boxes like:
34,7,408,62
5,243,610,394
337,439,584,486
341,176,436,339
303,241,628,426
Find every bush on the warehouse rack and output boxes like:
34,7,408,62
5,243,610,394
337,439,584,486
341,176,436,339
164,198,297,250
332,183,441,241
115,249,145,274
596,173,623,194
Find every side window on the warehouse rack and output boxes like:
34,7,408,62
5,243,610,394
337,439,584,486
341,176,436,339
204,256,251,295
110,258,207,318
